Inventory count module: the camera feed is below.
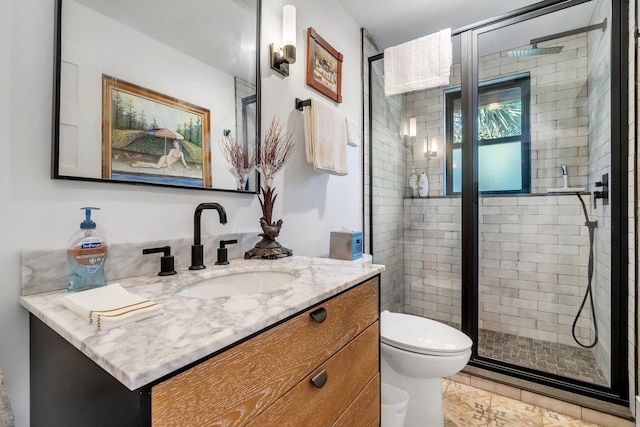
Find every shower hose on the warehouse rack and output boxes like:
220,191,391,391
572,194,598,348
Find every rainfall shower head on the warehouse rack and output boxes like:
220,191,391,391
507,18,607,58
508,45,563,57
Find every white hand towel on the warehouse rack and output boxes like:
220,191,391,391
384,28,452,96
345,117,360,147
60,283,163,330
303,98,348,175
303,104,314,163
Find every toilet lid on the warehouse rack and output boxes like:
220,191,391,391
380,310,473,356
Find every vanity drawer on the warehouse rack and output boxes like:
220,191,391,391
151,277,379,427
333,374,381,427
247,322,379,427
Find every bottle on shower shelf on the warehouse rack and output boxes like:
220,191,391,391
418,170,429,198
408,167,418,198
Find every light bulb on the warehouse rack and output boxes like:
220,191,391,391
282,5,296,47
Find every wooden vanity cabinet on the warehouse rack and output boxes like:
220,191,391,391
152,276,380,426
29,276,380,427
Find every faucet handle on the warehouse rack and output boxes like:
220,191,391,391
220,239,238,248
215,239,238,265
142,246,177,276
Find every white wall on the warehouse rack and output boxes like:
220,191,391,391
0,0,362,425
262,0,363,253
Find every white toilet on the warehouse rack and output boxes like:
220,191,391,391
380,310,473,427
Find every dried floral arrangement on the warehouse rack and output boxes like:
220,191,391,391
245,117,297,259
219,134,255,190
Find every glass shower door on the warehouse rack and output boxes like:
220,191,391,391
473,0,611,386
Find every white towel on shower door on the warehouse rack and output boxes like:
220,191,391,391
384,28,452,96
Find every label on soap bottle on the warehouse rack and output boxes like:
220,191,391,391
69,238,108,270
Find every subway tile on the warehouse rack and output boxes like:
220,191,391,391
537,263,581,276
500,296,538,310
519,290,559,303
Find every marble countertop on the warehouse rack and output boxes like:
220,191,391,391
20,256,383,391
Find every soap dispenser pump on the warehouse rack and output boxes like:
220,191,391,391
67,207,108,292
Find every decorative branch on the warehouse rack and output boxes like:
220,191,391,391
257,116,296,187
219,134,255,171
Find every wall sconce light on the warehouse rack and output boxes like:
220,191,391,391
270,5,296,77
409,117,416,138
423,137,437,158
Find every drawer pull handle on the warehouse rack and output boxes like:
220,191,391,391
310,307,327,323
311,370,328,388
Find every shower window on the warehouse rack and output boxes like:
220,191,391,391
445,75,531,194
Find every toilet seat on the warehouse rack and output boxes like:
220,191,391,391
381,310,473,356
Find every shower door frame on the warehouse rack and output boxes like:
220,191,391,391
366,0,630,409
458,0,629,406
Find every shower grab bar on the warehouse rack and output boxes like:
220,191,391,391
295,98,312,111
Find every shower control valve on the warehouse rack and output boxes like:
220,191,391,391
593,173,608,209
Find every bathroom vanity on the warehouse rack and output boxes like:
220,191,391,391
21,256,383,427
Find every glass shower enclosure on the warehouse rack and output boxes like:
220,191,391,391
368,0,628,406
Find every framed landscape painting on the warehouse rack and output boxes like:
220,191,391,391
306,28,343,103
102,75,212,188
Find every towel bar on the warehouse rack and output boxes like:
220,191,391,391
295,98,311,111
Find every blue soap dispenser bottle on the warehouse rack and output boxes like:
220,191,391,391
67,207,108,292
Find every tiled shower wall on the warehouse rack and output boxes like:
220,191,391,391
404,194,594,346
362,29,404,312
404,197,461,323
407,32,591,198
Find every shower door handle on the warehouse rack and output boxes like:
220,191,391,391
474,182,479,204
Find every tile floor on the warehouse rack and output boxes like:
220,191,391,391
443,380,602,426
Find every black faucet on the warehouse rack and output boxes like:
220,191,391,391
189,203,227,270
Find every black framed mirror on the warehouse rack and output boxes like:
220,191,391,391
52,0,261,193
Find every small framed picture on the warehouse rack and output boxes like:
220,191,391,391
306,27,343,103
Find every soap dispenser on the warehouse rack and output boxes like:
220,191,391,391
67,207,108,292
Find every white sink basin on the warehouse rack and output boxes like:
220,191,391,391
176,271,298,298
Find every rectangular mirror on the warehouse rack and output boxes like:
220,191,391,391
53,0,261,193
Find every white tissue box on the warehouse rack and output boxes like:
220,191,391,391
329,232,363,260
